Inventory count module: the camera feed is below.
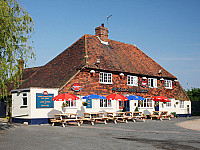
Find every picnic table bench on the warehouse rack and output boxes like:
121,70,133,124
51,113,81,127
107,112,129,124
126,112,146,122
149,111,171,121
82,112,108,125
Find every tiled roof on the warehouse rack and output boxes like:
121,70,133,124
19,34,176,89
86,35,176,78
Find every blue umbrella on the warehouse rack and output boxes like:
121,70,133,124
127,95,145,100
82,94,106,99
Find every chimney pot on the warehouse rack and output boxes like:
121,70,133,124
95,24,108,42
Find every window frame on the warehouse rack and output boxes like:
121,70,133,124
148,78,157,88
127,75,138,86
179,100,184,109
22,93,28,106
99,72,112,84
138,98,153,108
100,99,112,108
66,100,77,108
165,80,172,89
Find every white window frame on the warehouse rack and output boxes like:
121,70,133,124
66,100,76,108
148,78,157,88
100,99,112,108
166,102,172,108
100,72,112,84
138,98,153,108
22,93,28,106
165,80,172,89
127,75,138,86
179,100,184,108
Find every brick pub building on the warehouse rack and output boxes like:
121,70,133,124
11,24,191,124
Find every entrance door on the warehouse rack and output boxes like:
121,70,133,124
124,101,130,111
155,102,159,111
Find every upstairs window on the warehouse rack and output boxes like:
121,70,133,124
22,93,28,106
148,78,157,88
100,72,112,84
165,80,172,89
127,75,138,86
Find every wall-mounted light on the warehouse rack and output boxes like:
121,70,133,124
90,70,95,76
174,79,178,82
142,77,147,80
119,73,124,79
90,70,95,73
160,78,164,81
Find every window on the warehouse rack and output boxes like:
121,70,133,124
138,98,152,108
127,75,138,86
100,99,112,107
148,78,157,88
22,93,27,106
166,102,171,107
66,100,76,107
165,80,172,89
180,100,184,108
100,72,112,84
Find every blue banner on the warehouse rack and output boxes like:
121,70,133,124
86,99,92,108
36,93,54,108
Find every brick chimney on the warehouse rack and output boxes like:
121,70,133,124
95,24,108,42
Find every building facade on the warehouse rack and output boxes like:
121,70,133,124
11,24,191,124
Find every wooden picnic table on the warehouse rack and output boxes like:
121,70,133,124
51,113,81,127
83,112,108,125
149,111,171,121
106,112,129,124
125,112,146,122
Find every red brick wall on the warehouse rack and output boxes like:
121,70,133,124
60,70,189,100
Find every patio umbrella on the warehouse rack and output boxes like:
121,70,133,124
82,94,106,99
106,94,128,101
52,93,79,101
151,96,170,102
127,95,145,100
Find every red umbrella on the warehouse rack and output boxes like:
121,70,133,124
106,94,128,101
151,96,170,102
52,93,79,101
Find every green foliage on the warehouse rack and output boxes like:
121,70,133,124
185,88,200,101
134,106,138,112
82,102,87,106
0,0,35,97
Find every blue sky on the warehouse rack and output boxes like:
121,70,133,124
19,0,200,90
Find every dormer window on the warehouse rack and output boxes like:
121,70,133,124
100,72,112,84
127,75,138,86
165,80,172,89
148,78,157,88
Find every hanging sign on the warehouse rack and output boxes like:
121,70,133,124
72,83,81,91
141,80,147,87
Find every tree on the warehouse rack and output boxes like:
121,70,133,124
0,0,35,97
185,88,200,101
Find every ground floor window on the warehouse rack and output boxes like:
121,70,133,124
166,102,172,107
66,100,76,107
100,99,111,107
22,93,28,106
180,100,184,108
138,98,152,108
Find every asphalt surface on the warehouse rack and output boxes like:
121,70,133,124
0,117,200,150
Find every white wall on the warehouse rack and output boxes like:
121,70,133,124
12,90,31,118
30,87,59,118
